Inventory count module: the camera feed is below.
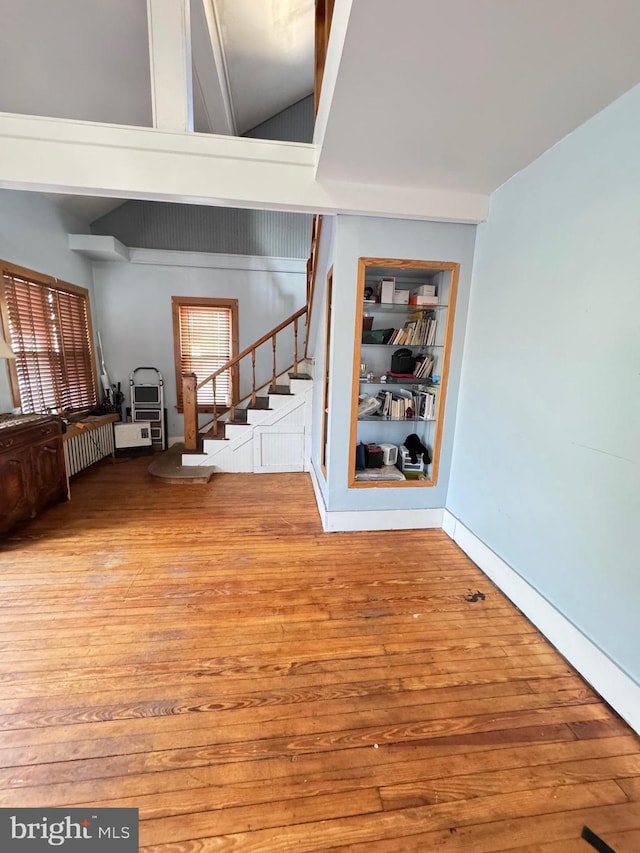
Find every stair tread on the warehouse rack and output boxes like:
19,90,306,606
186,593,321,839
269,385,292,395
201,430,228,441
289,372,312,380
148,444,215,484
247,396,271,410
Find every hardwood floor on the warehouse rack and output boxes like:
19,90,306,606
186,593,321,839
0,457,638,851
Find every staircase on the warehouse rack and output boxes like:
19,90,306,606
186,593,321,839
181,366,313,474
178,215,322,476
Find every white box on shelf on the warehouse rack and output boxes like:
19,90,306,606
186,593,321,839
380,278,395,303
393,289,410,304
412,284,437,297
409,294,439,306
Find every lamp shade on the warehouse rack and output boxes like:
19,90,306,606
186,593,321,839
0,332,16,359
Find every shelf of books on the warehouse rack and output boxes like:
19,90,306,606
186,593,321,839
350,257,459,488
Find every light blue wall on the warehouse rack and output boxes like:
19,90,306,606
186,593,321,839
448,85,640,684
325,215,476,512
0,190,94,413
92,256,306,438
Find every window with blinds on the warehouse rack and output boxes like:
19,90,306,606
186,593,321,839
172,297,239,410
1,265,97,414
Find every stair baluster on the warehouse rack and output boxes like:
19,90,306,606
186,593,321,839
293,316,299,377
251,350,257,406
212,375,218,437
271,336,277,390
183,305,307,447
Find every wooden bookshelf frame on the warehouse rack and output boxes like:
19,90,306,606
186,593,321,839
348,257,459,489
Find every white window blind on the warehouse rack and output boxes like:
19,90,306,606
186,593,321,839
174,300,235,408
2,269,97,414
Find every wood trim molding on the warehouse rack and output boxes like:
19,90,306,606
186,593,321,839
171,295,239,411
348,257,460,490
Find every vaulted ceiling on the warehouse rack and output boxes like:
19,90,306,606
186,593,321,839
0,0,314,135
2,0,640,225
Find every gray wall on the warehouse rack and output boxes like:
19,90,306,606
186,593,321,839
448,84,640,684
323,215,476,512
91,203,312,259
244,95,313,143
0,190,95,413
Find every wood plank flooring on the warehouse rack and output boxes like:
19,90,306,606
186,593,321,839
0,457,638,851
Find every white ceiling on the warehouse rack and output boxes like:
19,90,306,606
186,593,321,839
0,0,314,221
3,0,640,222
0,0,153,128
0,0,313,136
215,0,314,133
317,0,640,195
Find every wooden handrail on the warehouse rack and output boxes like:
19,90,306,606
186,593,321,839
182,210,322,451
195,306,307,392
183,306,308,450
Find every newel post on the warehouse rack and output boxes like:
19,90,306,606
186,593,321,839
182,372,199,451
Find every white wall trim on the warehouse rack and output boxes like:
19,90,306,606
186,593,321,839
309,463,328,530
0,112,489,223
323,507,444,533
126,248,307,273
68,234,130,263
309,461,444,533
442,510,640,735
313,0,354,152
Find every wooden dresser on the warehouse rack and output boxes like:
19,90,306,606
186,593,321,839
0,414,68,536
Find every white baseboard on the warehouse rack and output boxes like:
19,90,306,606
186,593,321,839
309,462,328,528
308,464,443,532
442,510,640,735
323,507,443,533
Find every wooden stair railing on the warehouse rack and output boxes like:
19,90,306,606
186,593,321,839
304,213,322,358
182,205,322,453
182,306,308,451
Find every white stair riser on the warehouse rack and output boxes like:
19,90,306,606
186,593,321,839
181,375,313,471
182,453,210,466
289,378,312,395
225,424,249,440
246,408,271,425
268,393,293,408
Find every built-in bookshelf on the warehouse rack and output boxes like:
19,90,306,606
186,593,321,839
350,258,459,488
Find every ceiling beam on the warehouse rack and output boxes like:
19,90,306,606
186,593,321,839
191,0,237,136
0,112,488,223
147,0,194,132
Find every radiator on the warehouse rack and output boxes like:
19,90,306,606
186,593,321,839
64,422,114,477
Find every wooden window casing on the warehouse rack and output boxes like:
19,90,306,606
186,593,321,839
172,297,239,413
0,262,97,415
